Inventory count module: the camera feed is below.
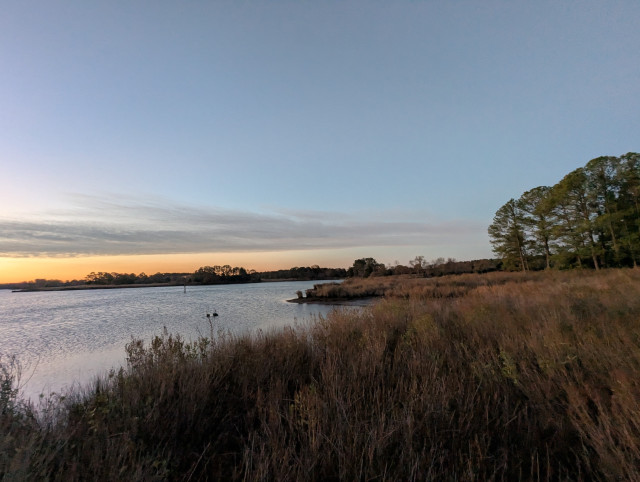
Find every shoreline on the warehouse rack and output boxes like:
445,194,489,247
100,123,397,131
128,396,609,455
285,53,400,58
286,296,376,306
11,283,182,293
11,278,346,293
11,282,251,293
12,283,177,292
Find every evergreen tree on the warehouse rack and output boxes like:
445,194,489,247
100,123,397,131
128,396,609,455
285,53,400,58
519,186,555,269
488,199,529,271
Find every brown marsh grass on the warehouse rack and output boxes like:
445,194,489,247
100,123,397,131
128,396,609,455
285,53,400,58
2,269,640,480
307,270,546,300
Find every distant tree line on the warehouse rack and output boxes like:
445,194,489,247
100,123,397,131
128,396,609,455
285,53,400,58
488,152,639,271
259,265,347,281
0,272,188,290
84,271,184,285
1,258,504,290
346,257,500,278
1,265,348,290
191,265,254,284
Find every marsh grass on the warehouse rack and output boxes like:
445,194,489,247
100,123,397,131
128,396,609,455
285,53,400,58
307,271,548,301
2,269,640,480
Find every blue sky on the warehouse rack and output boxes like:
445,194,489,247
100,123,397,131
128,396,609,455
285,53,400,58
1,1,638,280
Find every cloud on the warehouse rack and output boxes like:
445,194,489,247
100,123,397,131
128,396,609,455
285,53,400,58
0,196,485,257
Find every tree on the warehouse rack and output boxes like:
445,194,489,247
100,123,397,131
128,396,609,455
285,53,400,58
488,199,529,271
519,186,555,269
617,153,640,267
348,258,385,277
84,272,115,285
554,169,601,269
429,257,446,267
585,156,623,265
409,256,427,275
113,273,137,285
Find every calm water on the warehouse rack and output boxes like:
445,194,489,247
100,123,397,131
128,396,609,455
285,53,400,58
0,281,342,402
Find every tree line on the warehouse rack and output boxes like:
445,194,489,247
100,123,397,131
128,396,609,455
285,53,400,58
0,272,187,290
84,271,183,285
2,256,504,290
346,257,500,278
1,265,348,290
259,265,347,281
191,265,253,284
488,152,639,271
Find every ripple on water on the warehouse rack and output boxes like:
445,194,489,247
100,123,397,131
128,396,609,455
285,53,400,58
0,281,344,401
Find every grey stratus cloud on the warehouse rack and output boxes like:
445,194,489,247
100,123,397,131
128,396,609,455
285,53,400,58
0,198,483,257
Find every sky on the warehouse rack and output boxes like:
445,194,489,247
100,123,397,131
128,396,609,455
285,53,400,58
1,1,639,283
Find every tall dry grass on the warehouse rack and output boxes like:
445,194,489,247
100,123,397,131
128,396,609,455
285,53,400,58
308,270,548,300
2,269,640,480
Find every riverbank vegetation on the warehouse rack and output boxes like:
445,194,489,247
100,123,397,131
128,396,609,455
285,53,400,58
489,152,639,271
2,268,640,480
303,270,511,302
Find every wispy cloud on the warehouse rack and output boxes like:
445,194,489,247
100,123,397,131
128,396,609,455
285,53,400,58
0,195,485,257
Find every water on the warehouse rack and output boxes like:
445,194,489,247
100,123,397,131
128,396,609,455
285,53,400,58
0,281,343,402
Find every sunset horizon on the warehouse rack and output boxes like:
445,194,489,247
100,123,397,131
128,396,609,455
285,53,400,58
0,250,357,284
3,2,637,286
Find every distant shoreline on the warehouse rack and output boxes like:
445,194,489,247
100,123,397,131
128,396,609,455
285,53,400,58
11,283,184,292
10,278,343,293
286,297,376,306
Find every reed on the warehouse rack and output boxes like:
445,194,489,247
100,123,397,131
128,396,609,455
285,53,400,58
2,269,640,480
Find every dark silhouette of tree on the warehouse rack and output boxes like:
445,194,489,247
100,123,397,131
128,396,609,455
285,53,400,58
347,258,385,277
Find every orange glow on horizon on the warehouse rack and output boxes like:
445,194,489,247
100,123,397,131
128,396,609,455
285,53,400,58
0,251,358,284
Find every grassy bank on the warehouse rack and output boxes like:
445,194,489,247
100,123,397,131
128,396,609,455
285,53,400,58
2,269,640,480
304,270,574,301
